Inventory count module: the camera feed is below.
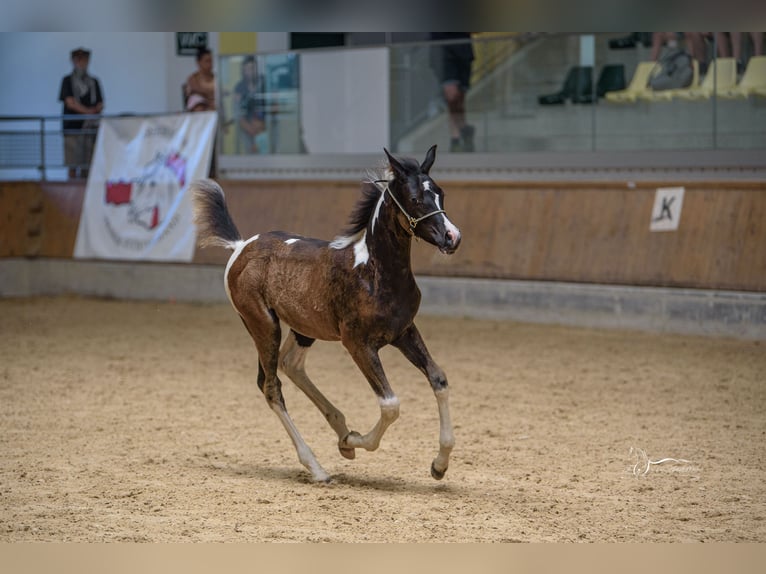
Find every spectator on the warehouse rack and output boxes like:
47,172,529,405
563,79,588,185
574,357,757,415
184,47,220,176
59,47,104,179
184,47,217,111
716,33,764,74
233,56,269,153
651,33,708,75
429,33,475,152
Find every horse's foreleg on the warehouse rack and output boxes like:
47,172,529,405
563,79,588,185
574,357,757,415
393,324,454,480
339,342,400,454
279,331,355,459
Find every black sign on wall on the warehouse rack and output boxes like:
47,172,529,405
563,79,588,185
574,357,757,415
176,32,208,56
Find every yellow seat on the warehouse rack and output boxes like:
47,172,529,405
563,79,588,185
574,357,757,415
719,56,766,98
640,59,699,101
604,62,655,103
676,58,738,100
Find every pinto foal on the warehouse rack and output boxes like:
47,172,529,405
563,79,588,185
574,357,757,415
191,146,461,482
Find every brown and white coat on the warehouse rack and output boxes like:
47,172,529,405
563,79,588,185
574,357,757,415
191,146,461,482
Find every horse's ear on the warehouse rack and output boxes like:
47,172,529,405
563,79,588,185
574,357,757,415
384,148,407,179
421,144,437,174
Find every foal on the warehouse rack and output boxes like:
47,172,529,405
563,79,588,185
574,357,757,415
191,145,461,482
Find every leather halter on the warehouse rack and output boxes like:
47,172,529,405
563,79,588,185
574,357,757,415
376,180,446,235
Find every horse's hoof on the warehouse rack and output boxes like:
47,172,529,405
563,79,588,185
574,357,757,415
340,431,362,449
430,462,446,481
313,473,332,484
339,446,356,460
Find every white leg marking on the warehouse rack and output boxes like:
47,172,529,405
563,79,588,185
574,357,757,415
224,234,259,309
352,230,369,268
433,388,455,474
343,395,400,452
271,403,330,482
378,396,401,410
284,238,299,245
280,336,350,440
280,341,309,375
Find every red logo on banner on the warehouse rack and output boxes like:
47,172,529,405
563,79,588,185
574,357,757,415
106,181,132,205
104,151,188,230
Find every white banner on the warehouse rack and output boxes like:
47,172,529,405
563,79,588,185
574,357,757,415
74,112,217,261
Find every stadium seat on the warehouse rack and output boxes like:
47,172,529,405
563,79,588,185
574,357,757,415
639,59,700,102
604,62,655,103
718,56,766,98
675,58,738,100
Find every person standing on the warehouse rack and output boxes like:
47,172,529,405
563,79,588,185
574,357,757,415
233,55,268,153
59,47,104,179
184,47,217,111
184,46,220,176
429,33,475,152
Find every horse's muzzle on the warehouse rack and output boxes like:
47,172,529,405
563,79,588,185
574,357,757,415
439,227,461,254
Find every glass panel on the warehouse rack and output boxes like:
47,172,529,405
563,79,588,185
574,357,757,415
219,47,390,155
500,34,594,153
390,34,621,154
219,52,302,155
593,33,716,151
391,34,590,154
215,33,766,162
715,97,766,149
713,33,766,149
390,32,763,154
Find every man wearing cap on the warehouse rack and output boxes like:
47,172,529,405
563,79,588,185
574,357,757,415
59,48,104,179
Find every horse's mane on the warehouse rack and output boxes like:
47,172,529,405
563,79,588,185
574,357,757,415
344,179,385,235
330,154,424,248
330,167,393,247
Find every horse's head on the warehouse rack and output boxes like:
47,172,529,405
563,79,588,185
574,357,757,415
384,145,461,254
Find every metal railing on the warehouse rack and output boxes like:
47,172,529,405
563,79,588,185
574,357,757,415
0,112,196,181
1,114,109,180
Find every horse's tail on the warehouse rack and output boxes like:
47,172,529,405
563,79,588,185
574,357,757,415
190,179,242,250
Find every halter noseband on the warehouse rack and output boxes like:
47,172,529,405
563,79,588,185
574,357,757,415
376,180,446,235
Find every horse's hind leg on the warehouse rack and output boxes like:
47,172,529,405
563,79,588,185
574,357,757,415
279,331,356,460
392,324,454,480
240,307,330,482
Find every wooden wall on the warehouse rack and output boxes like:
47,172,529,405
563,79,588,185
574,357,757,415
1,182,83,259
1,179,764,292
